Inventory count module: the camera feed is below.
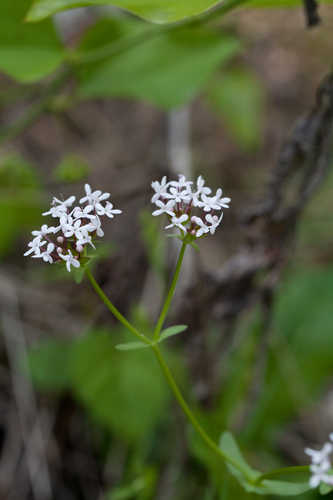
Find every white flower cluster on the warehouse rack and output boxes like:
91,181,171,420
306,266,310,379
151,175,230,239
305,434,333,488
24,184,121,272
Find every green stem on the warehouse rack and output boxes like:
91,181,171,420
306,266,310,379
153,241,186,341
256,465,310,483
85,267,149,345
151,343,253,480
85,266,252,481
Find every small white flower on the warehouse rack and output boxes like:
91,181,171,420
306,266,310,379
152,199,176,217
24,236,46,257
80,184,110,208
169,174,193,191
165,214,189,234
85,215,104,237
59,249,81,272
306,439,333,489
32,224,56,238
164,186,191,204
71,205,94,219
43,195,76,217
205,213,223,235
202,188,231,212
151,176,169,203
191,216,209,238
96,201,122,218
34,243,55,263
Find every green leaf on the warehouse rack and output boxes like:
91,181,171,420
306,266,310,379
25,0,333,24
115,341,150,351
320,482,333,495
70,331,169,442
76,18,240,109
219,431,260,484
27,0,247,23
53,154,90,183
0,0,64,82
27,339,73,392
207,68,264,151
219,432,310,495
159,324,188,341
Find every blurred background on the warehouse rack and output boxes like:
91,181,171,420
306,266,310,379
1,1,333,498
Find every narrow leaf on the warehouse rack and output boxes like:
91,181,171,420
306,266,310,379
115,341,150,351
159,325,188,341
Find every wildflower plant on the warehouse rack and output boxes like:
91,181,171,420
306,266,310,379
25,175,320,497
25,184,121,273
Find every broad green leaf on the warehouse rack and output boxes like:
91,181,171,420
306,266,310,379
207,68,264,151
115,341,150,350
0,0,64,82
159,324,188,341
70,331,169,442
76,18,241,108
27,339,73,392
27,0,246,23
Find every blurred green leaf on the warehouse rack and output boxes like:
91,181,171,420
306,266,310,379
244,268,333,445
320,481,333,495
207,68,264,151
0,154,40,189
115,341,150,351
53,154,90,183
0,0,64,82
159,324,188,341
27,339,73,392
76,18,241,108
0,155,42,256
107,467,157,500
70,330,169,442
220,432,310,495
27,0,247,23
26,0,333,23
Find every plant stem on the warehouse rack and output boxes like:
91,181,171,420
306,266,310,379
151,343,253,480
85,266,252,481
85,267,150,345
256,465,310,483
153,241,187,341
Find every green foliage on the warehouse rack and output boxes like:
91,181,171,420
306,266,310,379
53,154,90,183
76,18,241,108
159,324,188,341
208,67,264,151
107,467,157,499
0,154,40,188
71,331,170,442
28,329,170,442
25,0,333,24
219,432,310,496
244,267,333,445
0,154,42,256
27,339,73,392
115,341,150,351
27,0,247,23
0,0,64,82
